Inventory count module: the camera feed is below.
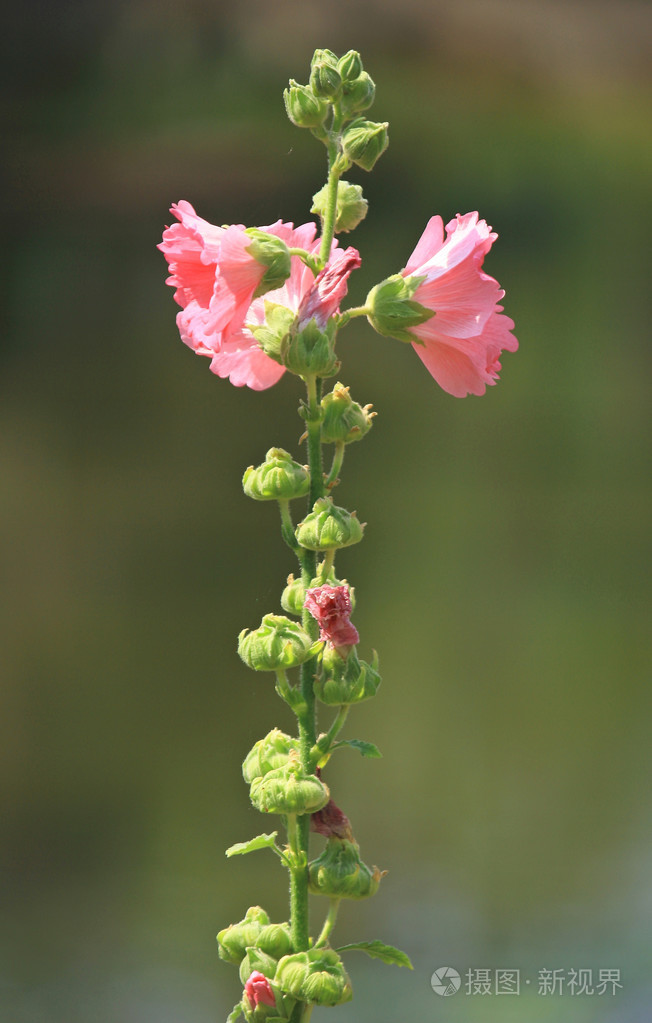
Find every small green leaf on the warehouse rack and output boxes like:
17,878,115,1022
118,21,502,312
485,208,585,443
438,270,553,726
226,832,279,857
335,739,382,759
336,940,413,968
226,1002,243,1023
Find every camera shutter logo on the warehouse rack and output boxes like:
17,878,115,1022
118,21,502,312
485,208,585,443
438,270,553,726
431,967,461,996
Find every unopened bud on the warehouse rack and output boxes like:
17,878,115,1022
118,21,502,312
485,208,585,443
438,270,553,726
341,118,388,171
249,752,329,816
238,614,320,672
295,497,364,551
365,272,434,343
242,729,297,785
315,648,381,705
311,181,368,234
340,72,376,117
280,574,306,616
337,50,363,82
217,906,270,965
320,382,374,444
308,836,383,900
309,49,342,101
257,922,293,960
243,448,309,502
240,948,278,986
244,230,292,298
284,79,329,129
275,947,353,1006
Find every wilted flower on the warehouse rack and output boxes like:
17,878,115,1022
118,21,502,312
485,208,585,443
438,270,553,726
305,584,359,658
366,212,518,397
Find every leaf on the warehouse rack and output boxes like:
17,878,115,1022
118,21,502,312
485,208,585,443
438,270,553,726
336,739,382,759
336,940,413,969
226,1002,243,1023
225,832,279,857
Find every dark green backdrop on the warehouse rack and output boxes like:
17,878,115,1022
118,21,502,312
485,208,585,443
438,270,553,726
3,2,651,1020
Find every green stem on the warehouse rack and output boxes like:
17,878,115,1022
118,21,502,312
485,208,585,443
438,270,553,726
304,376,324,509
318,109,345,266
312,705,349,768
336,304,370,329
318,548,336,584
315,897,342,947
325,441,346,491
279,500,299,551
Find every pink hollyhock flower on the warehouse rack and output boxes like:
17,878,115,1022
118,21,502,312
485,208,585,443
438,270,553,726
405,212,518,397
244,971,276,1011
159,203,360,391
305,585,359,658
368,212,518,397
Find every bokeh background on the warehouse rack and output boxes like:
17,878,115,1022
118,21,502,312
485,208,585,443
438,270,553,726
3,2,651,1021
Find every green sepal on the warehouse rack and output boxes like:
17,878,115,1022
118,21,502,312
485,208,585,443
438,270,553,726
227,1002,243,1023
365,273,433,343
334,738,382,759
336,940,413,969
239,947,278,985
311,182,368,234
308,837,382,900
244,230,292,298
242,448,309,502
249,753,330,816
217,906,271,965
226,832,280,858
340,117,388,171
250,302,296,364
295,496,364,551
242,729,298,784
238,614,319,672
275,947,353,1006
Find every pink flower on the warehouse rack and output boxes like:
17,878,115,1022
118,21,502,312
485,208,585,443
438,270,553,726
405,212,518,396
244,971,276,1011
159,203,359,391
305,585,359,658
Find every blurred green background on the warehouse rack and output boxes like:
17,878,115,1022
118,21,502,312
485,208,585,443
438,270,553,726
3,2,651,1021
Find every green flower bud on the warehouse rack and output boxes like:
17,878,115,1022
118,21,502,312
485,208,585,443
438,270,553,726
217,906,270,965
309,49,342,101
283,79,329,129
308,837,383,900
311,181,368,234
249,751,329,816
243,448,310,502
365,272,434,343
295,497,364,551
275,947,353,1006
238,614,320,672
240,947,279,985
337,50,363,83
340,118,389,172
244,230,292,298
315,648,381,706
257,922,293,960
250,302,296,366
242,729,298,785
320,382,374,444
340,72,376,117
282,317,339,379
280,574,306,616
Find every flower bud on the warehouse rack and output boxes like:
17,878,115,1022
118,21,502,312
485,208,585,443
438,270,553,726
340,118,389,172
308,837,383,900
365,273,434,343
238,614,320,672
295,497,364,551
283,79,329,129
242,971,294,1023
309,49,342,101
340,72,376,117
257,922,293,960
311,181,368,234
240,948,278,985
250,302,295,366
249,752,330,816
217,906,270,965
242,729,297,785
242,448,310,502
243,969,277,1010
280,574,306,616
275,947,353,1006
337,50,363,83
244,230,292,298
315,648,381,706
320,382,374,444
281,316,339,379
